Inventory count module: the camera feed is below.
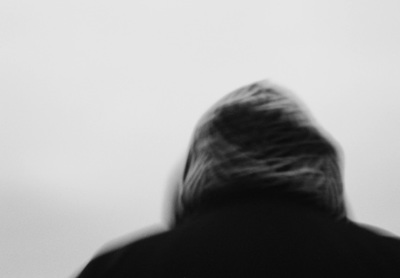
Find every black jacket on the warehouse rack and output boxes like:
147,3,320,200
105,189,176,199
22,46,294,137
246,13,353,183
76,191,400,277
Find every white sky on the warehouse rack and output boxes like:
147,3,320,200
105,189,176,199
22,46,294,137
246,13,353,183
1,0,400,277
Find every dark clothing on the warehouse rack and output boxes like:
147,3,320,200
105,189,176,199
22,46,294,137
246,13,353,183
76,191,400,277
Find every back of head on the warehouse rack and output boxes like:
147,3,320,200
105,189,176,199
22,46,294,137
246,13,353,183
171,80,346,226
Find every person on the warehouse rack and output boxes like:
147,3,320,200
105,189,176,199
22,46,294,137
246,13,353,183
75,80,400,277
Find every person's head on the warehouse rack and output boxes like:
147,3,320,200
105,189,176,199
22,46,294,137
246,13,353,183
171,80,346,226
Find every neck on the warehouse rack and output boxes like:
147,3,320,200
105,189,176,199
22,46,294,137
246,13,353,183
172,183,340,227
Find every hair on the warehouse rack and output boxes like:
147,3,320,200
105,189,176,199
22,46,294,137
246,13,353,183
171,80,346,226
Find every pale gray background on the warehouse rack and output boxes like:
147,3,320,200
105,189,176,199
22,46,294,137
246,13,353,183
1,1,400,277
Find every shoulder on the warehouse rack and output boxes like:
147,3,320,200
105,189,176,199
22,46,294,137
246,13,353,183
344,220,400,253
75,228,170,278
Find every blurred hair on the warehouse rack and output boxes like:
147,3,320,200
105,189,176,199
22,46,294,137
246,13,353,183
171,80,346,226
